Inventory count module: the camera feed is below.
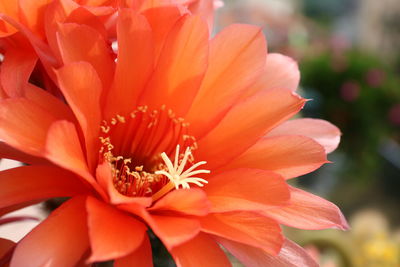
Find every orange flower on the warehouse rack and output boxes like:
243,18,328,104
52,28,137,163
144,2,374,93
0,4,347,267
0,0,219,100
0,0,219,35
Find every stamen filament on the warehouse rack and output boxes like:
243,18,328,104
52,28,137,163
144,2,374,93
152,181,175,201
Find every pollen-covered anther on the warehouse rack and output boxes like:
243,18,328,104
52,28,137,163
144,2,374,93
155,145,209,190
116,114,126,123
99,106,199,198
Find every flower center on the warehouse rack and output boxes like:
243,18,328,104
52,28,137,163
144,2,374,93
99,106,209,199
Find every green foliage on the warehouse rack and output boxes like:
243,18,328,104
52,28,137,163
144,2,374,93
300,49,400,182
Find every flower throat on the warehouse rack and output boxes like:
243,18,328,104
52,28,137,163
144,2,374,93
99,105,209,200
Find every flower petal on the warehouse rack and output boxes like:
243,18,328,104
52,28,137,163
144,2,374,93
114,235,153,267
45,120,106,197
0,0,18,36
0,142,48,165
149,188,210,216
11,196,90,267
0,165,90,210
142,5,181,60
197,88,305,169
218,238,318,267
0,98,58,157
0,45,37,97
150,215,200,250
171,233,231,267
201,212,283,255
121,204,200,249
45,120,89,176
243,53,300,98
188,0,217,31
56,22,114,89
43,0,79,63
56,62,102,171
140,14,209,116
186,24,267,138
0,238,15,264
0,84,75,158
24,83,75,121
0,13,57,69
105,10,154,117
257,53,300,91
265,186,349,230
82,5,114,16
262,53,300,92
267,118,341,153
203,169,290,213
225,135,327,179
96,162,152,206
86,196,147,262
18,0,51,37
65,7,108,39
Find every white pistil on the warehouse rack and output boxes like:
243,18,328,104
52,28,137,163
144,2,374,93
155,145,209,189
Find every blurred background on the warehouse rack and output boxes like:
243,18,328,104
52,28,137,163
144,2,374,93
215,0,400,266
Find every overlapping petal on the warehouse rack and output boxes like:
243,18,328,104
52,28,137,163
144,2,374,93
0,238,15,266
0,98,61,156
149,188,210,216
18,0,51,37
186,24,267,138
24,83,75,121
141,6,182,60
171,233,231,267
262,53,300,92
218,238,318,267
0,165,91,210
45,120,89,176
267,118,341,153
203,169,290,213
114,235,153,267
0,44,37,97
11,196,90,267
265,186,349,230
56,22,114,89
197,88,305,169
56,62,102,170
45,120,106,196
243,53,300,98
0,0,18,36
96,162,152,206
0,142,48,165
224,135,328,179
105,10,154,117
86,197,147,262
201,212,283,255
139,14,209,116
121,203,201,249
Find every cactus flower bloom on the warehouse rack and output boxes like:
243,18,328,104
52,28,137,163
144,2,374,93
0,3,347,267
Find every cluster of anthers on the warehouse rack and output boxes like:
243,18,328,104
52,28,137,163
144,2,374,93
98,107,210,200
